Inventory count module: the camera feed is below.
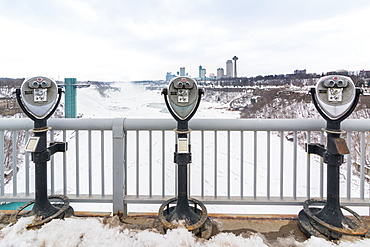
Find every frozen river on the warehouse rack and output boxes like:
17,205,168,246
2,82,370,246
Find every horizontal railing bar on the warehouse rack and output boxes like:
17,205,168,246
1,194,369,207
0,194,112,202
0,118,33,130
342,120,370,131
124,118,370,132
0,118,369,132
191,119,327,131
0,118,124,130
123,195,370,206
50,118,123,130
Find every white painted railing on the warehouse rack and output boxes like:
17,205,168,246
0,118,369,214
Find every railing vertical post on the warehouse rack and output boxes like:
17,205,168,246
306,131,311,199
201,130,204,199
136,130,140,198
162,130,166,198
88,130,92,197
267,131,270,200
320,130,324,199
12,130,17,196
227,131,231,199
214,131,218,199
360,131,365,200
112,118,125,215
253,131,257,199
149,130,152,198
50,130,55,195
188,132,191,197
63,130,67,195
280,131,284,199
0,131,4,196
293,131,297,200
101,130,105,197
240,131,244,199
75,130,80,197
25,131,30,196
124,132,128,213
346,131,352,200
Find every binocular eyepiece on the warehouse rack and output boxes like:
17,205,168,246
323,77,348,88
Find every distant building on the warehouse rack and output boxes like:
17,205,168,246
226,60,233,78
180,67,185,76
326,69,349,76
294,69,306,74
359,70,370,78
232,56,238,77
217,68,224,78
166,72,176,82
199,65,206,79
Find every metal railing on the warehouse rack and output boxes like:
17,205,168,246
0,118,369,214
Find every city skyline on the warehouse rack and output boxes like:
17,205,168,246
166,63,370,82
183,61,370,82
168,57,238,80
1,1,370,82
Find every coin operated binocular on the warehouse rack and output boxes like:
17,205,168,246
13,77,73,228
162,76,203,127
298,75,367,240
155,77,212,238
313,75,360,126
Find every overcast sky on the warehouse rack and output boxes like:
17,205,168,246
1,0,370,82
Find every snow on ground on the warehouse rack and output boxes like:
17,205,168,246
1,215,370,247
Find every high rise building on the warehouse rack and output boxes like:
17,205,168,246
180,67,185,76
232,56,238,78
199,65,206,79
217,68,224,78
166,72,176,82
226,60,233,78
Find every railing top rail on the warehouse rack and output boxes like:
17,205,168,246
0,118,124,131
124,118,370,132
0,118,34,130
0,117,369,132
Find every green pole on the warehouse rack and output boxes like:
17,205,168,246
64,78,77,118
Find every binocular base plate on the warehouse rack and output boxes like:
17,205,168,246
155,197,212,239
10,195,74,229
298,199,368,240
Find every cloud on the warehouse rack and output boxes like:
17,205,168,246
56,0,99,22
228,5,370,76
1,1,370,81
